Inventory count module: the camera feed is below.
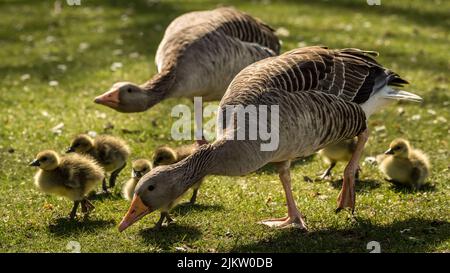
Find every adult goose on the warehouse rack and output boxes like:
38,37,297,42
94,7,280,140
118,46,422,231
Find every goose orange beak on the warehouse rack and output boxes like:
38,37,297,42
94,89,120,108
118,195,152,232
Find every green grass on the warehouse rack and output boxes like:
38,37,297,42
0,0,449,253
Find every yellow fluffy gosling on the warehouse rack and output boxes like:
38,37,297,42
317,138,359,180
29,150,104,219
378,138,430,189
67,134,130,193
122,159,152,201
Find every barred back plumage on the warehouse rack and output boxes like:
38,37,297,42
224,46,409,106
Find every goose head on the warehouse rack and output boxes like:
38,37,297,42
94,82,151,113
131,159,152,179
29,150,60,171
152,146,178,166
118,164,187,232
66,134,94,153
385,138,410,158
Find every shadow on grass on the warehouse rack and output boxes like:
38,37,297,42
173,203,225,216
48,217,115,237
388,182,437,193
138,224,202,250
88,191,124,201
231,218,450,252
329,179,382,192
292,0,449,29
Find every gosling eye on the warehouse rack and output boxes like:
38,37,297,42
127,87,132,93
41,157,47,162
148,185,155,191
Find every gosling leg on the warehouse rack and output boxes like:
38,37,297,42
81,199,95,215
154,211,170,229
69,201,80,220
109,162,126,189
319,161,336,180
189,180,202,205
102,176,108,193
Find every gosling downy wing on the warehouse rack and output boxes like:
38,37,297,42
60,153,104,190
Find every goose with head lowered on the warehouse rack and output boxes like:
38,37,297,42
93,7,280,143
118,46,422,231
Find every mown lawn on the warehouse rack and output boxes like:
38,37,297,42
0,0,448,253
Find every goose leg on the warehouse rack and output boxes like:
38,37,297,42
336,129,369,213
69,201,80,220
259,161,307,230
109,162,126,189
319,161,336,180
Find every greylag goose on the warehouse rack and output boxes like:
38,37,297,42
66,134,130,193
378,138,430,189
29,150,104,219
153,143,202,204
318,138,359,180
94,7,280,142
118,46,422,231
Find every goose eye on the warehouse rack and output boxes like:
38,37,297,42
148,185,155,191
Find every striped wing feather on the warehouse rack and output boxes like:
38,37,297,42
229,46,408,104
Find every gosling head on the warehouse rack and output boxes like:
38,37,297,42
152,146,178,166
131,159,152,179
118,165,185,232
94,82,149,113
66,134,94,153
385,138,410,158
29,150,60,171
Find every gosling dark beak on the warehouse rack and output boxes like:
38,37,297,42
384,148,394,155
132,170,142,179
118,195,152,232
29,159,40,167
66,147,75,153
